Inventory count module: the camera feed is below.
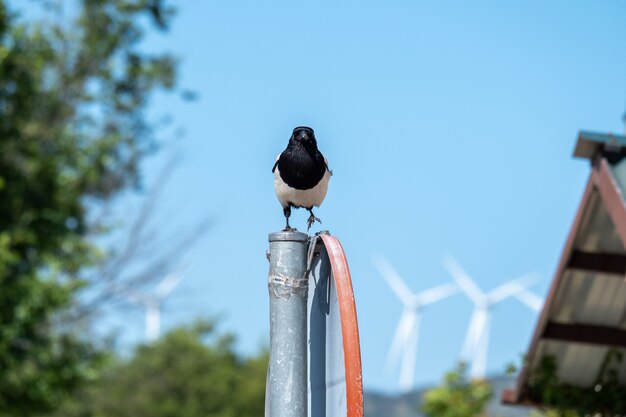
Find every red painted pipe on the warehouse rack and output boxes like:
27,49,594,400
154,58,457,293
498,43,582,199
319,234,363,417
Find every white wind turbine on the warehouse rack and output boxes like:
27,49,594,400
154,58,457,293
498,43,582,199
373,254,459,391
125,269,186,342
442,256,537,379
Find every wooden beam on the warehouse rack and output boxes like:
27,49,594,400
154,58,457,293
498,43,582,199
568,250,626,275
543,321,626,348
594,158,626,246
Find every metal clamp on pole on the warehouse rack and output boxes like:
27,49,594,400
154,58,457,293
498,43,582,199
267,230,310,417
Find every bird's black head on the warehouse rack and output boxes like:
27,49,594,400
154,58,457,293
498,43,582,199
290,126,317,148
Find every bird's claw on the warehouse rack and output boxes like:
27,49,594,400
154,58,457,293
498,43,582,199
307,214,322,231
282,226,297,232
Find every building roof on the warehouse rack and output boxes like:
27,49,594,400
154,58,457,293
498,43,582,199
503,131,626,405
574,131,626,160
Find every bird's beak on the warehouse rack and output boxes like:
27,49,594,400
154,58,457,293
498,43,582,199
297,132,309,142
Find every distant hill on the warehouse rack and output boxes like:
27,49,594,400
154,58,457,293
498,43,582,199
364,376,536,417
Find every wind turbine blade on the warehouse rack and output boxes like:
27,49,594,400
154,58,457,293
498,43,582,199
154,272,183,299
114,280,150,304
442,256,484,305
487,273,538,304
385,310,412,374
373,254,414,305
399,312,421,391
515,289,544,312
124,291,148,304
417,283,459,306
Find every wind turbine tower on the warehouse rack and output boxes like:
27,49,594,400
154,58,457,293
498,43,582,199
373,254,459,391
126,270,185,342
442,256,537,379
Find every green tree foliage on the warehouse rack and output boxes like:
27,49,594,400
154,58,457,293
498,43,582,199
0,0,177,413
422,363,493,417
527,352,626,417
52,321,269,417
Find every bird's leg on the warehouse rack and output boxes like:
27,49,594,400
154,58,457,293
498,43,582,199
283,206,294,231
307,208,322,231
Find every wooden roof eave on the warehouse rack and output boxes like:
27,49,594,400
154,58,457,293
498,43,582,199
503,157,626,405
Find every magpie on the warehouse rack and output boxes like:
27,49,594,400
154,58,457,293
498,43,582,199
273,126,332,231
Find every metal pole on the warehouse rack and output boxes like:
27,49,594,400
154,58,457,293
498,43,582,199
266,230,309,417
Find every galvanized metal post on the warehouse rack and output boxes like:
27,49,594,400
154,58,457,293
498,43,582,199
266,230,310,417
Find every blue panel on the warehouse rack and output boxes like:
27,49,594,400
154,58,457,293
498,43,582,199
308,242,347,417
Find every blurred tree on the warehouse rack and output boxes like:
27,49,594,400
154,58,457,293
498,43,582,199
526,352,626,417
0,0,182,413
50,321,268,417
422,363,493,417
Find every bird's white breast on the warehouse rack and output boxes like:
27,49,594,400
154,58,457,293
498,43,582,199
273,158,330,209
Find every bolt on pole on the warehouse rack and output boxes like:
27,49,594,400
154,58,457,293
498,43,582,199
266,230,310,417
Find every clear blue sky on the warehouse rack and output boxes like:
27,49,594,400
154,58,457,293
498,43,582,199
25,0,626,393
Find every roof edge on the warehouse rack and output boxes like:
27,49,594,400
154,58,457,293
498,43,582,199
574,130,626,160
